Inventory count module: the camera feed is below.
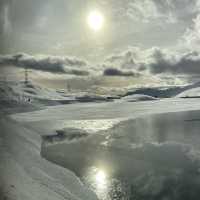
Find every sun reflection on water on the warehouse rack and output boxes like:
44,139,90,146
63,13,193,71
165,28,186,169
83,167,109,199
82,166,130,200
95,169,107,186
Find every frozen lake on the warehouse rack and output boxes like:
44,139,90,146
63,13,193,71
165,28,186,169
41,111,200,200
12,98,200,200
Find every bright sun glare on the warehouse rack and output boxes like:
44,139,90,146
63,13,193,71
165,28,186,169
87,11,104,32
95,170,107,184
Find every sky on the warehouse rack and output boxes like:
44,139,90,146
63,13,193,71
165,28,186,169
1,0,200,85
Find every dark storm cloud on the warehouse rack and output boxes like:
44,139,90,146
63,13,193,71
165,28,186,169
149,50,200,75
103,68,140,77
0,53,89,76
104,47,200,76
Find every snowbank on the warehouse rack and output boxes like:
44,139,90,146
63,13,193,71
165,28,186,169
0,117,98,200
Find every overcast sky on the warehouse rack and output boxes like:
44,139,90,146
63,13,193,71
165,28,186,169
2,0,200,84
0,0,199,59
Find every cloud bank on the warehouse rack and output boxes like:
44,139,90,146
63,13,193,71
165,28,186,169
0,53,90,76
104,47,200,77
149,50,200,75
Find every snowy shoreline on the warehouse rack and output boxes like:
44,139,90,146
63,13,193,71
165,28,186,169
0,116,98,200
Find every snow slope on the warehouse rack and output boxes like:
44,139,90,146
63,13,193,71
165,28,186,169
0,117,98,200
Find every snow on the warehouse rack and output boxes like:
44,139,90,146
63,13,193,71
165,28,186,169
176,87,200,98
124,81,200,98
11,98,200,122
0,81,116,108
0,81,74,102
4,83,200,200
121,94,158,102
0,117,98,200
10,98,200,199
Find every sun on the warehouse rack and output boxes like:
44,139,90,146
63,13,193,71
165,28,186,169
87,11,104,32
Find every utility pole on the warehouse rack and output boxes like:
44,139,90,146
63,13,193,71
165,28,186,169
25,67,28,85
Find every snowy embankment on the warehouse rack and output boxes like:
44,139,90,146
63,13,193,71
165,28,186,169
0,117,98,200
11,98,200,199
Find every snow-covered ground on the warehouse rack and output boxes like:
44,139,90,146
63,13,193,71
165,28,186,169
0,116,98,200
10,98,200,200
11,98,200,122
0,81,119,110
121,94,158,102
3,79,200,200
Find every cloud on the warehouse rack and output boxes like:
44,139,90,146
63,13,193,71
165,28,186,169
104,47,141,69
0,0,198,57
103,68,140,77
104,47,200,76
127,0,173,23
0,0,12,35
127,0,198,24
0,53,90,76
149,50,200,75
102,48,144,77
182,13,200,50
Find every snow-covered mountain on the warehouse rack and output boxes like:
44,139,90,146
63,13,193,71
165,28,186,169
123,81,200,99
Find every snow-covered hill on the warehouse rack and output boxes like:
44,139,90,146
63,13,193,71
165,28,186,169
123,81,200,99
0,81,116,108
